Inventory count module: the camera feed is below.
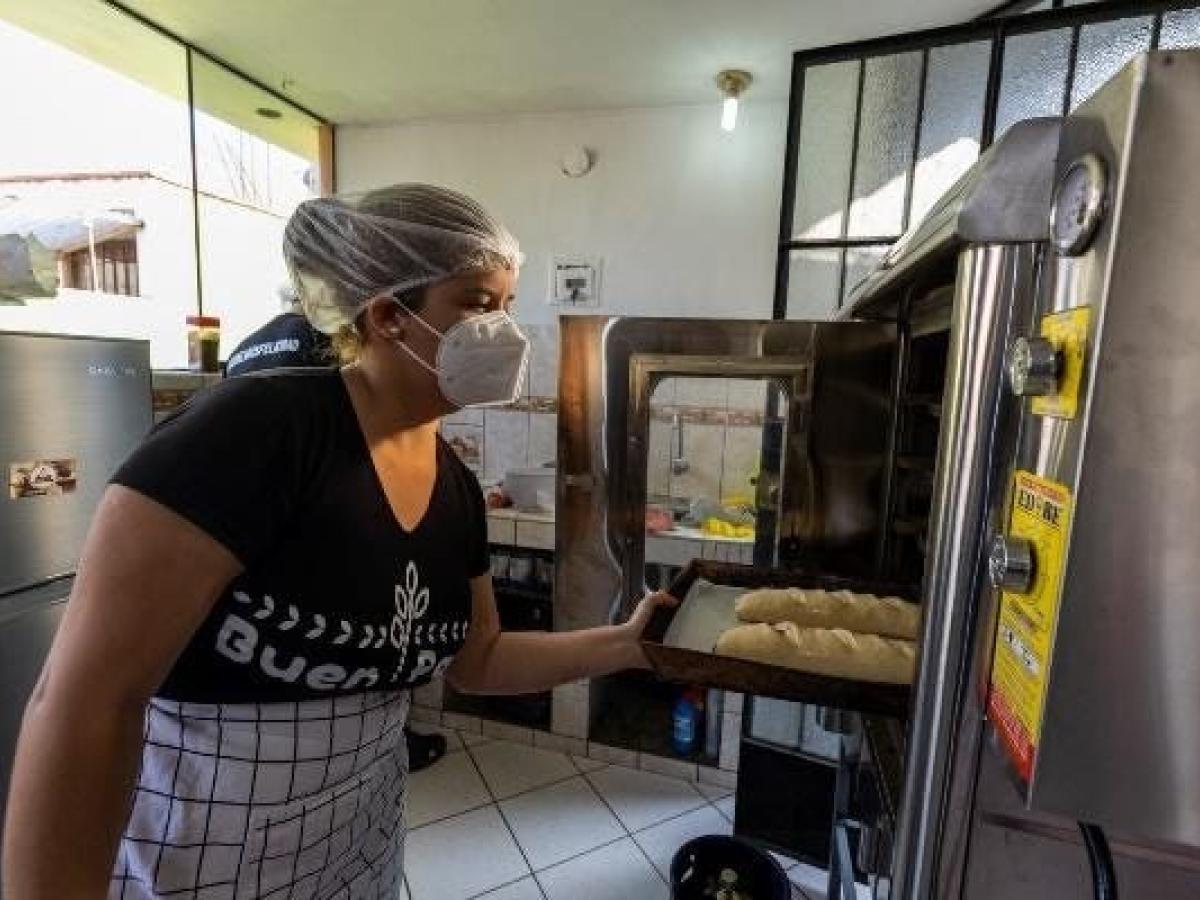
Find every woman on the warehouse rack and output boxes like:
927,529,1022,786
3,184,673,899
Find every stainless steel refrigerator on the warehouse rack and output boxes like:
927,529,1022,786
0,331,151,846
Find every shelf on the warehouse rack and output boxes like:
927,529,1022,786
741,734,839,768
590,670,721,766
494,582,553,604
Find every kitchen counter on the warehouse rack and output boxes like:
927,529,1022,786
486,507,555,550
647,525,754,566
486,507,753,563
650,525,754,544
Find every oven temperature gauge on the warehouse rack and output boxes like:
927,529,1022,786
1049,153,1107,256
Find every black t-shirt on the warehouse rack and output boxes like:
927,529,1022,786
224,312,333,376
111,369,488,703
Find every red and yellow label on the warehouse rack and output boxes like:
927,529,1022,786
987,471,1072,782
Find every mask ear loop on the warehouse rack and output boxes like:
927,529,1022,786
379,291,442,378
390,292,444,340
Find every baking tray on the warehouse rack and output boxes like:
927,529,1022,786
641,560,918,719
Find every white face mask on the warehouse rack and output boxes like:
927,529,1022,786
392,302,531,408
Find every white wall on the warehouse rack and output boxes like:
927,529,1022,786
335,100,787,325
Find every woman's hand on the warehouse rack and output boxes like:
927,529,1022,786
617,591,680,670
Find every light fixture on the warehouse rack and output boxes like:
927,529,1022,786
715,69,753,132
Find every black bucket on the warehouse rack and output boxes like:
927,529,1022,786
670,835,791,900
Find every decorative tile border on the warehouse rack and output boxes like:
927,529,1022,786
649,404,765,427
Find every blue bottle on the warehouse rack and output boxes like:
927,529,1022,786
672,690,698,756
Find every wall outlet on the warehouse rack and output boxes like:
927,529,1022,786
549,256,602,306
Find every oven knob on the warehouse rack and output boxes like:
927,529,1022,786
1007,336,1061,397
989,535,1035,593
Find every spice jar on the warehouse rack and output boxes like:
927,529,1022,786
186,315,221,373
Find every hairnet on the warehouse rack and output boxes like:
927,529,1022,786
283,183,522,334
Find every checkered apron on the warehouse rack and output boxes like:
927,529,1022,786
109,691,410,899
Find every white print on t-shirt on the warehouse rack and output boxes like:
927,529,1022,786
230,588,467,652
215,613,384,691
213,570,469,693
225,337,302,372
389,562,429,669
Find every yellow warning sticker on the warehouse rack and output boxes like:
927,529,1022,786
987,471,1072,781
1032,306,1091,419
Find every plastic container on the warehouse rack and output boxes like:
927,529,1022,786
186,315,221,373
504,466,555,511
670,835,790,900
672,688,704,756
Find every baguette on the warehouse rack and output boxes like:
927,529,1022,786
734,588,920,640
715,621,917,684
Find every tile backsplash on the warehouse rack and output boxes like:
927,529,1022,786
444,322,560,483
648,377,767,507
443,325,770,504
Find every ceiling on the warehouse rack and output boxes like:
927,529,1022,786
116,0,997,125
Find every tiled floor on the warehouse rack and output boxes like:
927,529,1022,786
400,726,837,900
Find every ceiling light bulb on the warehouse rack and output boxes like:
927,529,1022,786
721,97,738,132
714,69,753,134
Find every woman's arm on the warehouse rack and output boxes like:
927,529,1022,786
2,486,240,899
446,575,676,695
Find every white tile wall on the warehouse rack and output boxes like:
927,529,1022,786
668,423,724,503
527,323,560,400
720,425,761,502
528,412,557,468
487,515,517,545
444,407,485,427
644,534,702,567
675,377,727,409
515,520,555,551
719,710,742,772
442,423,484,473
726,378,768,411
551,681,589,739
484,409,531,482
647,418,672,497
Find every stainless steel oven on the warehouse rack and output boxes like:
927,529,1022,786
556,50,1200,898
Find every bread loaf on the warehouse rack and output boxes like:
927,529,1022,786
715,621,917,684
734,588,920,640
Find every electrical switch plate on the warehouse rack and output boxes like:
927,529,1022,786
549,256,602,306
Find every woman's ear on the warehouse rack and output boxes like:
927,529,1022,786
362,295,405,342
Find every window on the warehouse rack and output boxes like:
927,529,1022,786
0,0,330,368
63,238,140,296
191,55,323,356
777,1,1200,320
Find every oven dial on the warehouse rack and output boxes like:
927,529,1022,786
989,535,1035,593
1008,336,1060,397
